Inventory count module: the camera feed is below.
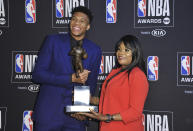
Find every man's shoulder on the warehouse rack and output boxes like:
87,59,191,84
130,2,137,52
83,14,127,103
84,38,101,51
45,33,69,40
43,33,70,45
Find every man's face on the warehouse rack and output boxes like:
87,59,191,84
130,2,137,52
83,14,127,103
70,12,90,40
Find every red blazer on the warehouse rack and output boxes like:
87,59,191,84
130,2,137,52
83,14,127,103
99,67,149,131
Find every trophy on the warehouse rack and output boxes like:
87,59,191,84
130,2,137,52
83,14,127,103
66,40,98,112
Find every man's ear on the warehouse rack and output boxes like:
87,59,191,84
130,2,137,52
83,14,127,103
86,24,90,31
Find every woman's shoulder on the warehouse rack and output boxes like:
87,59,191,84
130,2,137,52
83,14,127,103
105,68,121,78
129,67,149,87
111,68,121,74
130,67,146,77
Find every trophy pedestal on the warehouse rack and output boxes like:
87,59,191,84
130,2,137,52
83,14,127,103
66,105,98,112
65,86,98,112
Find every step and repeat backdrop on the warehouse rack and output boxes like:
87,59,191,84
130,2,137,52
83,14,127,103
0,0,193,131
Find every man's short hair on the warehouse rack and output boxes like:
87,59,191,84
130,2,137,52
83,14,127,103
71,6,93,24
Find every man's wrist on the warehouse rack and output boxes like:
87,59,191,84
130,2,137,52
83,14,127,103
90,96,99,105
71,73,76,83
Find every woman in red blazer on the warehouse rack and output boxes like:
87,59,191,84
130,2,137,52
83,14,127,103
80,35,149,131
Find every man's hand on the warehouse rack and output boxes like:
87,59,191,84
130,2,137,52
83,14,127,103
72,70,91,84
78,109,107,121
70,113,87,121
90,96,99,105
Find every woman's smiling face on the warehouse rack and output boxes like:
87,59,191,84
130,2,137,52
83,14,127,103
116,42,132,68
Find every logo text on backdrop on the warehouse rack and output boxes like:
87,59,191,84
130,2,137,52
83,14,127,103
22,111,33,131
106,0,117,23
147,56,159,81
52,0,89,28
143,110,173,131
0,0,9,27
0,107,7,131
11,51,38,83
98,52,115,84
177,52,193,87
135,0,174,28
25,0,36,23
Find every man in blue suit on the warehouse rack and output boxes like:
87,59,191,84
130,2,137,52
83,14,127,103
32,6,102,131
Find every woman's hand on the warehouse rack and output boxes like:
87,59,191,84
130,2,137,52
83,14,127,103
78,109,107,121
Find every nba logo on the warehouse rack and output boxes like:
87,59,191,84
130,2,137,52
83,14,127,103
99,56,104,74
15,54,24,73
147,56,159,81
181,56,190,75
25,0,36,23
22,111,33,131
138,0,146,17
106,0,117,23
56,0,64,18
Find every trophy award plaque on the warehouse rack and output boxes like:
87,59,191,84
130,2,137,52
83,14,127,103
66,40,98,112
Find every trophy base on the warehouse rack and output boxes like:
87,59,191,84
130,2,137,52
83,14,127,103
66,105,98,112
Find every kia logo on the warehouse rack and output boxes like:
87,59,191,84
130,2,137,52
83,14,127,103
28,84,40,92
151,29,166,37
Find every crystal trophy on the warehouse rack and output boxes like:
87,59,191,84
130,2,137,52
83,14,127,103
66,86,98,112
